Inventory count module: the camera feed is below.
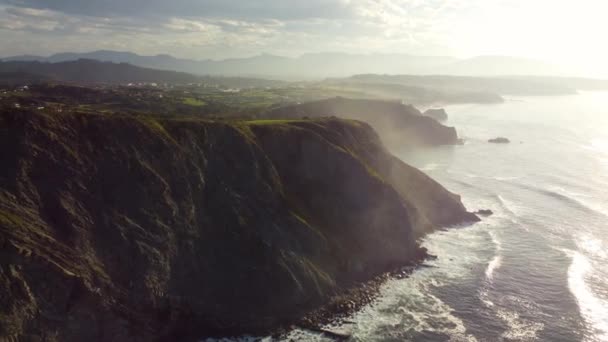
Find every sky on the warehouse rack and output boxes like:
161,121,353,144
0,0,607,75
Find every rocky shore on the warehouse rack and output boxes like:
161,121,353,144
0,109,477,341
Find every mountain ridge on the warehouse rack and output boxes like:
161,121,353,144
2,50,573,79
0,59,286,87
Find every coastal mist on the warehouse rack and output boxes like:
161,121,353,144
3,1,608,341
202,93,608,342
322,92,608,341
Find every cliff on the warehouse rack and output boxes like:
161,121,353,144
0,110,477,341
423,108,448,122
266,97,460,147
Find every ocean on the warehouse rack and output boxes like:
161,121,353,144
207,92,608,341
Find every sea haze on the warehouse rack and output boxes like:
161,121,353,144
242,91,608,342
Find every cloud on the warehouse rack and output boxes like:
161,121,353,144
6,0,578,64
1,0,358,20
1,0,449,58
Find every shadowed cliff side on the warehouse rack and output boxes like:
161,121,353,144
265,97,460,147
0,110,476,341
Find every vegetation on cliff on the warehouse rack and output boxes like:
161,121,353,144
266,97,461,147
1,85,464,148
0,108,476,341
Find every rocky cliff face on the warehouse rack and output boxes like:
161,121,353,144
266,98,460,147
0,110,476,341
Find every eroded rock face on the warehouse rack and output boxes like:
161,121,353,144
266,98,460,147
0,111,476,341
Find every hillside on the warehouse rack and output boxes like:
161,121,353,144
0,60,285,87
0,109,477,341
266,97,461,147
0,59,200,84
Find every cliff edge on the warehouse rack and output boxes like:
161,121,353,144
266,97,460,147
0,110,476,341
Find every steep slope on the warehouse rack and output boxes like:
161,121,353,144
0,59,201,84
266,97,461,147
0,110,476,341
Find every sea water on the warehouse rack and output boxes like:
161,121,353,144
205,92,608,342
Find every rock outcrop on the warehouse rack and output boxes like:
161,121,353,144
266,98,460,147
488,137,510,144
422,108,448,121
0,110,477,341
475,209,494,216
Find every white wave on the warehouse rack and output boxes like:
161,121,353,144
485,230,502,281
340,226,490,341
492,176,521,181
565,249,608,342
577,235,608,260
485,256,502,281
480,230,502,310
420,163,440,171
478,288,494,308
204,329,338,342
574,197,608,219
203,225,492,342
490,294,544,341
496,195,523,219
281,329,335,342
480,289,547,340
348,275,478,342
548,186,608,218
489,230,502,252
496,308,544,341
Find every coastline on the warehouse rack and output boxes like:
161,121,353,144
211,254,430,341
0,109,478,342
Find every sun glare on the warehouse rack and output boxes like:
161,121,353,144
448,0,608,76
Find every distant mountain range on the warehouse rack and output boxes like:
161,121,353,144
2,58,607,107
0,59,201,84
0,50,574,79
0,59,287,87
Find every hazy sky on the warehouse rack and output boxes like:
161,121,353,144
0,0,607,74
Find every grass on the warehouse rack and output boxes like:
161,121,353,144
182,97,206,107
138,117,178,145
0,208,25,229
